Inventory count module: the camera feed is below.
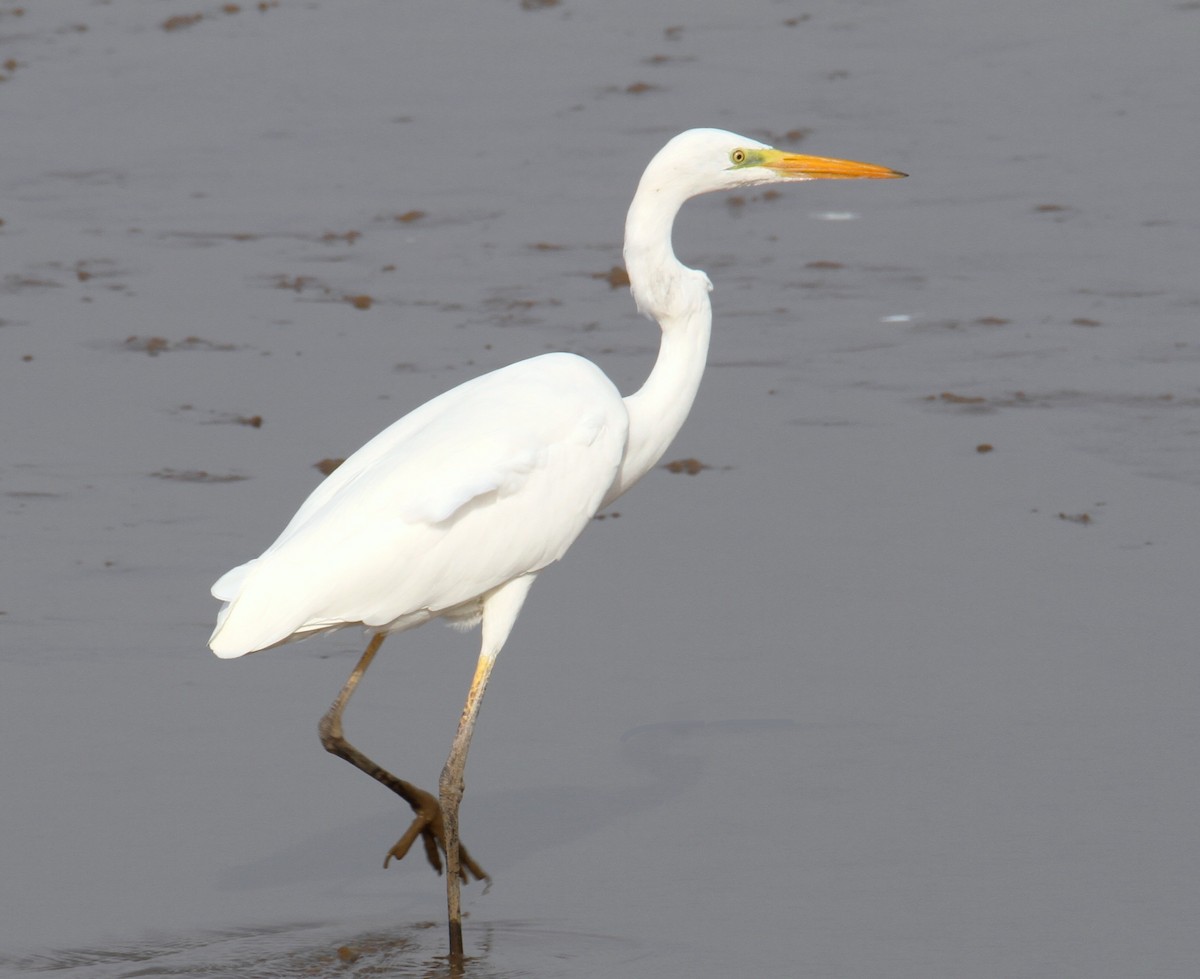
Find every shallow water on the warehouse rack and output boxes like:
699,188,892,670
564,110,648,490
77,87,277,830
2,0,1199,976
3,919,643,978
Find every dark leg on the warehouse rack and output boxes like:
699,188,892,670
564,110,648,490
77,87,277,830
318,633,489,883
439,574,535,966
440,647,497,963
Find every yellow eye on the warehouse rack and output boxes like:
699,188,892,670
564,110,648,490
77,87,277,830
730,148,748,165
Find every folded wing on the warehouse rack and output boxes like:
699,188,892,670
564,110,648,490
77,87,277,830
210,353,628,657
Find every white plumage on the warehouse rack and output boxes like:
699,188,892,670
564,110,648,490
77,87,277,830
207,128,903,963
210,353,625,656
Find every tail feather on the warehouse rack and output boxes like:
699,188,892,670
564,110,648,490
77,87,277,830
207,559,298,658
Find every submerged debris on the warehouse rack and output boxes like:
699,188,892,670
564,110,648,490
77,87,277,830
596,266,630,289
123,335,238,355
664,458,710,475
151,469,248,484
931,391,987,405
161,13,204,31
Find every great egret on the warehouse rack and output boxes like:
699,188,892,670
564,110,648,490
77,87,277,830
210,128,903,962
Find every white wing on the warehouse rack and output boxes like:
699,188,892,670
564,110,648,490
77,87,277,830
210,353,628,657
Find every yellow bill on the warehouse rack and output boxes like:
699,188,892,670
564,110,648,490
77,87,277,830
761,148,906,180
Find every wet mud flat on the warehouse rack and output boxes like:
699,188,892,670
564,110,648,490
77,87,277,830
2,1,1199,977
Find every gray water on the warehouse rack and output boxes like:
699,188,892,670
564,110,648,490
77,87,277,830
2,0,1198,976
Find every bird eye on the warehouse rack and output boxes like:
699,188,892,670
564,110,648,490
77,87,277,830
730,148,748,165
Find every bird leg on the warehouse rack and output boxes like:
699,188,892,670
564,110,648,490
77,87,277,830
441,645,500,964
318,632,489,883
435,574,535,964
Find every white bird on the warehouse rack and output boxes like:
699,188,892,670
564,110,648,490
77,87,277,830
209,128,903,962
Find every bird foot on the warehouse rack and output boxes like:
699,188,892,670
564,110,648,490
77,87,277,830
383,784,489,885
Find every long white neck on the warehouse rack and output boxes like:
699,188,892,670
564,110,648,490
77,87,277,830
603,179,713,506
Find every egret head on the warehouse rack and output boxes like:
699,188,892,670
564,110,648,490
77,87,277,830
639,128,905,203
623,128,904,324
